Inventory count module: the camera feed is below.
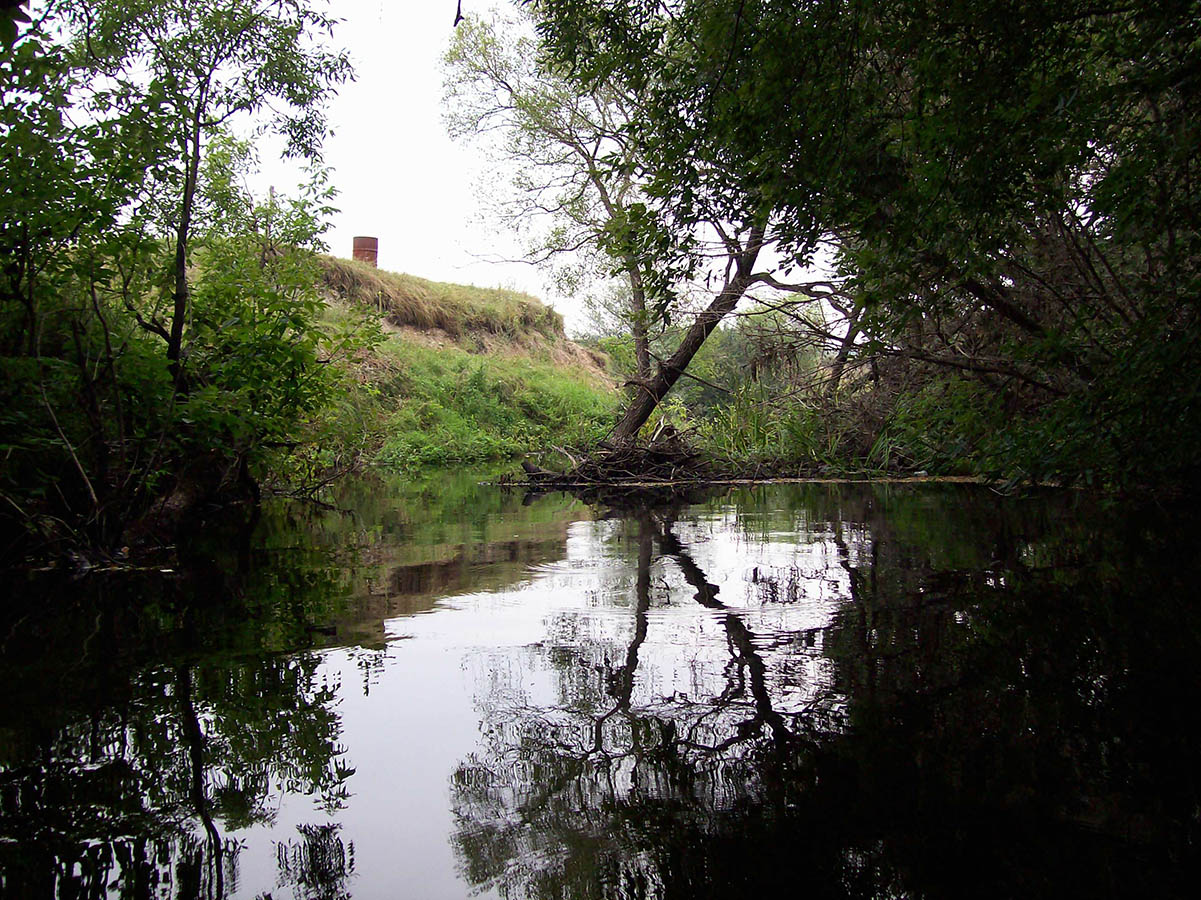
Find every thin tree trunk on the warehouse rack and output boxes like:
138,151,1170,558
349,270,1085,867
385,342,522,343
611,223,765,444
824,300,865,401
176,664,224,899
626,261,652,380
167,104,205,380
585,167,653,380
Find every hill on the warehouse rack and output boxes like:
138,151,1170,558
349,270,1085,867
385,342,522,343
312,257,617,471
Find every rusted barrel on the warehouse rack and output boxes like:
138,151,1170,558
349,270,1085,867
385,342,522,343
352,236,378,267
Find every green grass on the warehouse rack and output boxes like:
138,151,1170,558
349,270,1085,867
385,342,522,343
372,336,616,469
306,273,617,474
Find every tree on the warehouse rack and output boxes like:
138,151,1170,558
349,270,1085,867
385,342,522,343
519,0,874,447
445,10,660,380
0,1,362,558
532,0,1201,485
452,7,846,447
0,5,176,549
69,0,352,381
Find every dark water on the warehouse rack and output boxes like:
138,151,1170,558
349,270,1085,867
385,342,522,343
2,472,1199,899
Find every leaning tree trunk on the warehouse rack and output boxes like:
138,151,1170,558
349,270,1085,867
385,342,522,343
610,223,765,444
825,298,866,401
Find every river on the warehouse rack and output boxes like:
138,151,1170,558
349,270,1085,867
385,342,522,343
1,471,1198,898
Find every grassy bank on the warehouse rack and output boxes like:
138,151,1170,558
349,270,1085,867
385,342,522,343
307,258,617,473
318,256,566,339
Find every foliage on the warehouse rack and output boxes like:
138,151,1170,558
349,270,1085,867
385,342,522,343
0,1,29,46
531,0,1201,488
0,1,357,561
71,0,351,163
585,307,835,467
65,0,353,367
451,7,820,444
444,9,662,378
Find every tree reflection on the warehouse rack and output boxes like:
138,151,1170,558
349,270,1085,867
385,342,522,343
0,569,357,899
451,507,830,898
655,520,816,755
451,488,1201,900
274,823,355,900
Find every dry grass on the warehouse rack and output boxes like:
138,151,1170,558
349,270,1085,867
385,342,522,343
319,255,564,340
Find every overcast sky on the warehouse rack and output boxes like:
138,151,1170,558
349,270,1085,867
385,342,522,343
255,1,581,326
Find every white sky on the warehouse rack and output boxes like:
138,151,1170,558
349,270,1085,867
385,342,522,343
256,1,579,326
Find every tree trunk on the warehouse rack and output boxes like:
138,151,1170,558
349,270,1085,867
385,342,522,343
167,105,205,380
588,170,653,380
176,664,225,897
626,259,652,380
610,223,764,444
825,299,865,400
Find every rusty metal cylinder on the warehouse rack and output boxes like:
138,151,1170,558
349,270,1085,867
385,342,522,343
352,236,378,267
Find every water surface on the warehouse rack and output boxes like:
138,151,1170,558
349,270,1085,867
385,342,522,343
2,472,1198,898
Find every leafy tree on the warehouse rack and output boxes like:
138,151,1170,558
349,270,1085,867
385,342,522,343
0,1,363,559
532,0,1201,486
449,7,845,446
68,0,352,377
445,10,661,380
519,1,871,445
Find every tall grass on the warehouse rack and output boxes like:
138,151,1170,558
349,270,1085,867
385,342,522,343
318,256,563,339
695,387,840,469
694,385,919,475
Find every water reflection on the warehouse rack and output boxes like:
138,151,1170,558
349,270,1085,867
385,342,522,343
0,604,353,898
275,823,355,900
0,469,591,899
1,479,1198,898
450,486,1201,900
